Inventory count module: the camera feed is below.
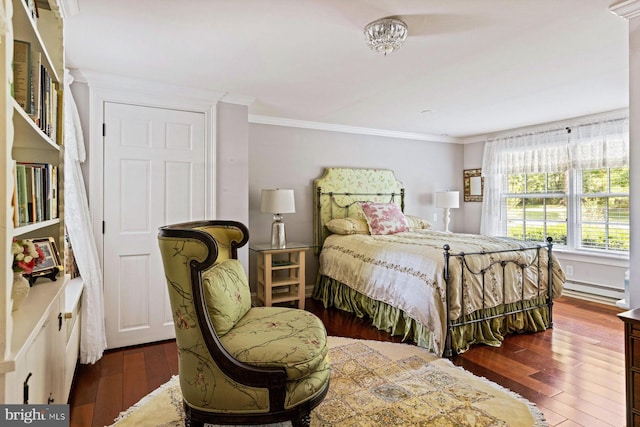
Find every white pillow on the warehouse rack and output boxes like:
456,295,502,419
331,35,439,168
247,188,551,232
326,218,371,235
405,215,432,230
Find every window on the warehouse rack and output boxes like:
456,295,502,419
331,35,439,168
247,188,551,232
502,167,629,254
504,172,568,245
481,116,628,255
578,167,629,252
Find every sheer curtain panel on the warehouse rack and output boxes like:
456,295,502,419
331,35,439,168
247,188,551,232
480,116,628,237
572,118,629,169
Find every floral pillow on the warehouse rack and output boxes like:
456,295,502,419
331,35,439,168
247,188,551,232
326,218,371,235
360,202,410,235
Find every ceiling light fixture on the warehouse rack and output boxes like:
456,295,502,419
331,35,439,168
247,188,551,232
364,17,408,55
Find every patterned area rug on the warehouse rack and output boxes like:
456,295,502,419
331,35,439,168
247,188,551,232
111,336,546,426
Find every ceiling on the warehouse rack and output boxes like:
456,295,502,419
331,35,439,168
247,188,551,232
63,0,629,140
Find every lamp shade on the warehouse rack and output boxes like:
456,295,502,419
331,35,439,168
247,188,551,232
435,191,460,209
260,189,296,214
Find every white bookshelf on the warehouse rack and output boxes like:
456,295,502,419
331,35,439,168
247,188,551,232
1,0,80,404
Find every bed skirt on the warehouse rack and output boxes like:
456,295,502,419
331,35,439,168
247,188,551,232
313,274,552,355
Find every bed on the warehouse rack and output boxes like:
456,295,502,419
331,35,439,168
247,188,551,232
311,167,565,357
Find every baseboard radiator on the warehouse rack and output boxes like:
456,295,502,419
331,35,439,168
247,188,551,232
562,279,624,306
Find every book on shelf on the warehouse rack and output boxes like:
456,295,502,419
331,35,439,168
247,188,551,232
53,85,59,142
40,65,46,132
50,165,57,219
15,162,58,226
35,66,58,143
43,68,49,135
24,165,36,223
12,42,60,142
12,40,31,112
12,165,19,228
29,50,42,124
44,164,57,221
48,83,58,141
33,165,43,222
15,164,29,225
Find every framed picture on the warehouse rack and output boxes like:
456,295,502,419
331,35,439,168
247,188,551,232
464,169,484,202
28,237,62,284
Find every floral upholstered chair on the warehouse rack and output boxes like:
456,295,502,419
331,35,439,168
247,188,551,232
157,220,330,427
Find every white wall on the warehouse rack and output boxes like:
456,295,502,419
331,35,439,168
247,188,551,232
247,123,463,291
216,102,249,222
216,102,250,269
462,141,484,234
555,253,627,302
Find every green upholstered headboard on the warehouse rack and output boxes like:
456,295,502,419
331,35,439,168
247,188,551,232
313,167,405,248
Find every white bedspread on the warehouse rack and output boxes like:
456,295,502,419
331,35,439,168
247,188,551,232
319,230,565,354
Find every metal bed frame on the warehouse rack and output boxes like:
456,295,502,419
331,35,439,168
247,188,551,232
315,187,555,357
442,238,554,357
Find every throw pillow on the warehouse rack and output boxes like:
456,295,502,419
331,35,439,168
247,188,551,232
360,202,410,235
326,218,371,235
405,214,432,230
202,259,251,336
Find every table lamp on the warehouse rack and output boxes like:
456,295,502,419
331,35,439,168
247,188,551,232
435,191,459,233
260,189,296,248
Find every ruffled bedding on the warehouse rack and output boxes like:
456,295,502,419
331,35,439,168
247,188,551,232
314,230,565,355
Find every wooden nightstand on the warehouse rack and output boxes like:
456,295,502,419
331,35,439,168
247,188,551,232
250,243,312,309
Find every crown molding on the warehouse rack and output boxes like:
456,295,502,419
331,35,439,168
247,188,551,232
77,70,225,105
220,93,256,106
68,68,86,84
468,108,629,143
68,70,256,107
610,0,640,19
248,115,461,143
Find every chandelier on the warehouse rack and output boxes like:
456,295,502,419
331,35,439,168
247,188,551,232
364,17,408,55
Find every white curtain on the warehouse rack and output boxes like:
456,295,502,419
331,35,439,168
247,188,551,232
480,128,570,236
480,116,629,237
63,70,107,364
572,118,629,169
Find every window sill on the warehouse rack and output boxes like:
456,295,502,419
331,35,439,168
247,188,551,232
553,247,629,267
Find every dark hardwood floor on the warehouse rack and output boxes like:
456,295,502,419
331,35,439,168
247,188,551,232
68,295,625,427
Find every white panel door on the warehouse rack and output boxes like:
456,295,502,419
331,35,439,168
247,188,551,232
103,102,206,349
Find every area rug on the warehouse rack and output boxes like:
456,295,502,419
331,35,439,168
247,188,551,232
111,336,546,426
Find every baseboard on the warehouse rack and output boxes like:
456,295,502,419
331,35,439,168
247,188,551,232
561,289,619,306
